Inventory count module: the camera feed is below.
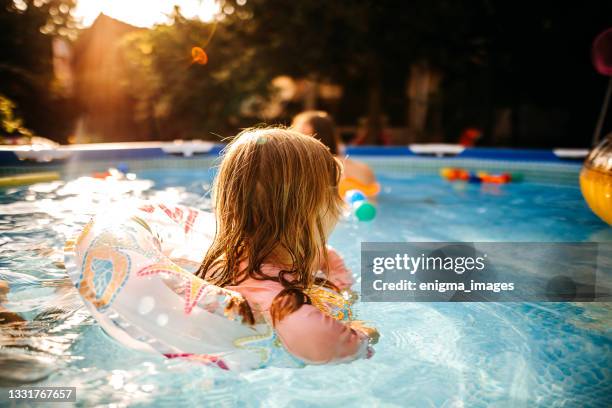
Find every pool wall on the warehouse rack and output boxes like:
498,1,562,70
0,143,585,185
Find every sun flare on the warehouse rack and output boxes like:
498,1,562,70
73,0,219,28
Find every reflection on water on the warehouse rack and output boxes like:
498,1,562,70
0,170,610,406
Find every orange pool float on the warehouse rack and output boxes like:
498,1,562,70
580,135,612,225
338,177,380,198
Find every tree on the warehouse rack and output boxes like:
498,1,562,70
0,0,77,142
0,93,32,138
117,1,496,143
221,0,612,147
119,8,272,140
219,0,491,143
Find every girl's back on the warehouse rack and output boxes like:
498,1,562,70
197,128,377,365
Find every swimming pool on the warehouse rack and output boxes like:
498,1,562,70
0,156,610,407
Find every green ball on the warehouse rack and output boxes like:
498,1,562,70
510,173,524,182
354,201,377,221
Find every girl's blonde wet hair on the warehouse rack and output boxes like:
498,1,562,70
197,127,344,325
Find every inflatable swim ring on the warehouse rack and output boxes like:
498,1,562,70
581,135,612,225
64,202,354,370
338,177,380,198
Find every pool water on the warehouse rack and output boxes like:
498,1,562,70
0,165,611,407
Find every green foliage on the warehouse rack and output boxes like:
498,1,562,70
221,0,487,81
0,93,32,137
219,0,612,146
120,10,272,140
0,0,77,142
216,0,493,141
118,1,489,142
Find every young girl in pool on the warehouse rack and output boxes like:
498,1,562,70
196,127,378,364
292,111,379,197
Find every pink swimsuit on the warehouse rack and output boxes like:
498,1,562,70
227,249,373,364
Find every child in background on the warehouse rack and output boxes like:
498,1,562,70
292,111,379,197
197,128,378,364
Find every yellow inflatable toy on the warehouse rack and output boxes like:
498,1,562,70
580,135,612,225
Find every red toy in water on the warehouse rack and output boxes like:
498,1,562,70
91,167,130,180
92,171,112,179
